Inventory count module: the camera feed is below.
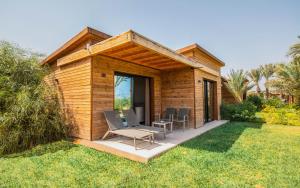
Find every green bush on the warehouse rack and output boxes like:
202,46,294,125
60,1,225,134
114,97,132,111
263,97,285,108
221,101,257,121
258,105,300,126
246,95,264,111
0,41,67,155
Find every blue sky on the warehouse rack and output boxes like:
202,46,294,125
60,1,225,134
0,0,299,76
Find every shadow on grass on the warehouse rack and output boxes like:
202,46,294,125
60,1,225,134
1,140,77,159
181,121,263,153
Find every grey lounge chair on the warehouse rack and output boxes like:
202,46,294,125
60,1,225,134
173,108,190,131
159,108,177,122
124,109,165,138
102,111,154,149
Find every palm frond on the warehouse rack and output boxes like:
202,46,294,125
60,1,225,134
225,69,252,102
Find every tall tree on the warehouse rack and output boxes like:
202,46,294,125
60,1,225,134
261,64,276,99
288,36,300,58
270,58,300,105
224,69,254,103
247,68,262,94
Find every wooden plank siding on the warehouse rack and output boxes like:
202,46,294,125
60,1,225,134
193,69,222,127
48,58,93,140
179,47,223,127
91,55,161,140
161,68,195,127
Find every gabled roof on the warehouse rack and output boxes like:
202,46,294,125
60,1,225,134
41,27,111,65
176,43,225,66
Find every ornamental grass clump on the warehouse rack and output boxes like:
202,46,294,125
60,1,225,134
0,41,67,155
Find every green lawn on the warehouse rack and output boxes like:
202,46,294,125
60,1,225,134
1,122,300,187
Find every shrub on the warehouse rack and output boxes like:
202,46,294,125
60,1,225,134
0,41,67,155
221,101,257,121
246,95,264,111
258,105,300,126
263,97,285,108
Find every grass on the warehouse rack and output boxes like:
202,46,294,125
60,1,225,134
1,122,300,187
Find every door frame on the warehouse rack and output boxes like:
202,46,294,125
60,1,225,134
203,79,217,123
113,71,153,123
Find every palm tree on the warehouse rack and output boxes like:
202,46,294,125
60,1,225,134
224,69,254,103
247,68,262,94
288,36,300,58
271,59,300,105
261,64,276,99
114,76,128,87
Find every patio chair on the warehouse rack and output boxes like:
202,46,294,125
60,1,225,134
158,108,177,122
124,109,166,138
173,108,190,131
102,111,154,149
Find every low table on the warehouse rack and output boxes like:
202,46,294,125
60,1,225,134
111,129,154,150
152,121,173,136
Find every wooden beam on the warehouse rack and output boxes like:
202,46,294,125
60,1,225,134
130,31,200,68
129,53,158,61
119,49,149,58
57,49,90,66
103,43,137,55
142,59,174,64
157,62,186,68
57,31,132,66
138,56,167,63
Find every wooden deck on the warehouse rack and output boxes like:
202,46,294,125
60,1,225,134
74,120,228,163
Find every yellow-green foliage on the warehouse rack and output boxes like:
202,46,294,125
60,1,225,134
0,41,67,155
259,105,300,126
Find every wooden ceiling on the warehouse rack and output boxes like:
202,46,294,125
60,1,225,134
100,42,188,70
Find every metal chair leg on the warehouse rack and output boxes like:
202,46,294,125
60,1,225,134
134,137,136,150
102,131,110,140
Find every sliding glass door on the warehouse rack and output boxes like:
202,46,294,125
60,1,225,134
114,72,151,125
203,80,215,123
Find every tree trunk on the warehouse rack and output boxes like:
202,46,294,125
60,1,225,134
265,87,269,99
294,96,300,106
256,84,261,94
265,78,270,99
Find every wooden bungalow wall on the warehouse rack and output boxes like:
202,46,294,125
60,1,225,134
161,68,195,127
180,49,222,127
49,58,93,140
194,69,222,127
91,55,161,140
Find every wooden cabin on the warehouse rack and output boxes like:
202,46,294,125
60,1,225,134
42,27,225,141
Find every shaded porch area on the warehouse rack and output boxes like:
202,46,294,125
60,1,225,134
75,120,228,163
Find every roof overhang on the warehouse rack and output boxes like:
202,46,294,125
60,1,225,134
177,43,225,67
41,27,111,65
57,30,204,71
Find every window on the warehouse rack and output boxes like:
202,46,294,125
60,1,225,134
114,75,133,111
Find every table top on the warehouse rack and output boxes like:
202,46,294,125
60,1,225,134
152,121,172,125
